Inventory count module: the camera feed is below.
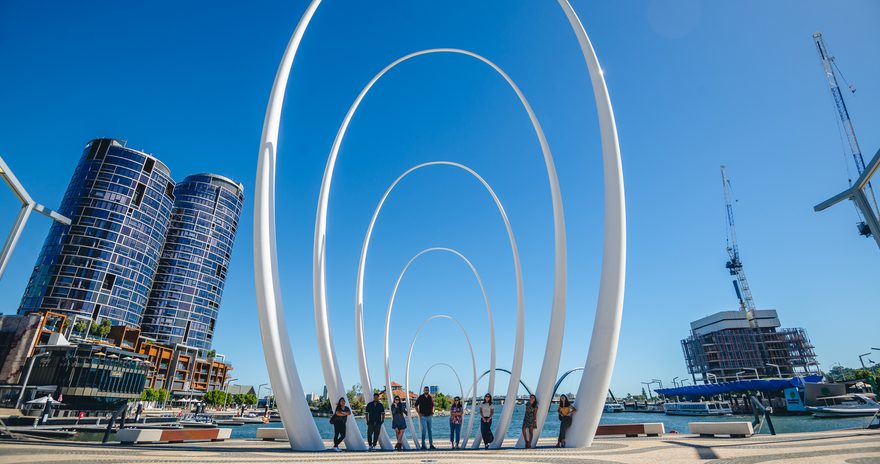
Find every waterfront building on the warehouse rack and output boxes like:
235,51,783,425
681,309,817,383
18,138,175,328
140,174,244,350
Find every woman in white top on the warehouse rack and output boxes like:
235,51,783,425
479,393,494,449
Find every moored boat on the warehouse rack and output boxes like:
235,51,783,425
807,394,880,418
664,401,732,416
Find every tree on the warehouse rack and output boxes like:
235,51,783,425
347,383,365,413
141,387,157,402
206,349,217,358
156,389,170,407
73,319,89,334
204,390,226,406
90,319,111,338
434,392,451,410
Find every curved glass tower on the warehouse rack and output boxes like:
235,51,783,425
141,174,243,350
18,138,176,327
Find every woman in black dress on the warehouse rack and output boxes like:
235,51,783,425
331,397,351,451
390,395,407,450
521,394,538,448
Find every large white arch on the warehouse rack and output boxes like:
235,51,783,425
254,0,625,450
357,161,522,449
417,363,464,446
403,315,478,449
381,248,487,448
317,48,562,450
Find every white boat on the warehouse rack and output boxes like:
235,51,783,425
807,394,880,418
603,402,625,413
664,401,732,416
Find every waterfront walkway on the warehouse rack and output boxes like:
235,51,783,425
1,429,879,463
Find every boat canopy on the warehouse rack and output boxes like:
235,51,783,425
655,375,823,397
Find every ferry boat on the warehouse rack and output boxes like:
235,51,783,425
603,402,625,413
664,401,732,416
807,394,880,418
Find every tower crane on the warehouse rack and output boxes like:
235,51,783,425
721,166,756,315
812,32,880,250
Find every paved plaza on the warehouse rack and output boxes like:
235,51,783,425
1,429,879,464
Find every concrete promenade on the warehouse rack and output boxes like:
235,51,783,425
1,429,879,463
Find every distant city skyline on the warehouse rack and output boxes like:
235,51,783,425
1,0,879,398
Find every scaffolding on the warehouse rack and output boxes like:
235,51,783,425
682,326,816,384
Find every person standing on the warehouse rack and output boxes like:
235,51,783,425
449,396,464,449
331,397,351,452
479,394,494,449
390,396,407,450
135,402,144,423
364,392,385,451
522,394,538,448
414,386,435,450
556,394,576,448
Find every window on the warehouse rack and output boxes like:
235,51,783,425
132,183,146,207
143,158,155,174
166,182,175,200
102,274,116,291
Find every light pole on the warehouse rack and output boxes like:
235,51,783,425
640,381,655,401
256,383,268,411
746,368,760,379
859,352,872,369
265,387,274,409
766,363,782,378
706,373,717,384
681,379,690,386
735,371,746,381
15,351,50,409
832,362,846,382
672,376,680,388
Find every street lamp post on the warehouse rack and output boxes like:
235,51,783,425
735,371,746,381
859,352,872,369
640,381,654,401
766,363,782,378
681,379,690,386
706,373,717,384
256,383,268,411
746,368,760,379
672,376,680,388
15,352,50,409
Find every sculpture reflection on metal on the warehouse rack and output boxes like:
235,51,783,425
254,0,624,450
402,315,478,449
358,161,524,448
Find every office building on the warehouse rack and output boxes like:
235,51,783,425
140,174,244,350
681,309,817,383
18,139,175,328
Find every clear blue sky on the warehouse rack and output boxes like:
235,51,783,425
1,0,878,398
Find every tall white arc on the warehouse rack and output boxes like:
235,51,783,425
558,0,626,448
255,0,624,451
357,161,520,449
317,49,564,449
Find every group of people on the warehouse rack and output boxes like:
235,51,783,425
328,386,578,452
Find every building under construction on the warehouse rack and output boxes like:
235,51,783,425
681,309,818,383
681,166,818,384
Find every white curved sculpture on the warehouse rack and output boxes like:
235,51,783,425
358,161,524,449
320,49,558,449
403,315,478,449
382,249,487,448
254,0,624,450
419,363,464,402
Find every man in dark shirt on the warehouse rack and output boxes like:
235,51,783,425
414,387,435,449
364,392,385,451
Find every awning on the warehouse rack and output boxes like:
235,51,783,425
656,375,823,397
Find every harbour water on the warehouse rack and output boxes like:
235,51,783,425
229,404,875,440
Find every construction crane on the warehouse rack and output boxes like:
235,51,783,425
721,166,756,315
812,32,880,249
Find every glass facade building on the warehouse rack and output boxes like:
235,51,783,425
140,174,243,350
18,139,175,328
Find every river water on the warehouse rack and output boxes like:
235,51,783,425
229,404,875,440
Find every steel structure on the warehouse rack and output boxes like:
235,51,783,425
812,32,880,249
0,156,71,279
721,166,756,314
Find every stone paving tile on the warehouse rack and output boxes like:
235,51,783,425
1,430,879,464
